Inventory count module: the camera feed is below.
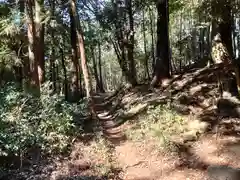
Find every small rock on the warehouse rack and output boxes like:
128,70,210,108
182,130,198,143
189,84,208,95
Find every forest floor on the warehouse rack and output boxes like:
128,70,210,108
6,65,240,180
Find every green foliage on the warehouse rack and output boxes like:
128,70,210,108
126,104,189,152
195,0,235,22
126,103,209,152
169,0,184,14
0,6,23,69
0,83,86,157
0,3,10,18
126,104,186,141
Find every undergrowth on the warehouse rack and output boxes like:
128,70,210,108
69,133,119,177
126,104,206,151
0,82,88,162
90,137,115,175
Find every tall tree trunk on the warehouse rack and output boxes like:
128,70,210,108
142,9,150,79
112,0,128,84
60,48,68,100
17,1,25,88
91,46,101,92
111,0,137,86
21,0,31,89
149,6,155,76
12,44,23,86
219,6,233,58
70,0,93,102
199,28,204,60
98,42,104,92
50,34,56,92
0,65,4,86
69,3,80,100
206,25,211,59
25,0,40,94
211,0,233,55
211,0,240,96
179,11,183,72
95,0,105,92
35,0,45,85
49,0,56,92
151,0,171,87
126,0,137,85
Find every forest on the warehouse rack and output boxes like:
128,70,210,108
1,0,240,179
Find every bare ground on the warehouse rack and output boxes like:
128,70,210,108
47,133,240,180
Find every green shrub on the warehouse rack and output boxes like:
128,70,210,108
0,83,86,157
126,103,208,152
126,104,186,146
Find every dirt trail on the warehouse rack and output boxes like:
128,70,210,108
114,134,240,180
90,68,240,180
94,92,127,144
90,66,240,180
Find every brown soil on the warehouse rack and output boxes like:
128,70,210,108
47,133,240,180
114,134,240,180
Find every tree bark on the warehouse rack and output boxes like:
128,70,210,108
60,48,68,100
219,6,233,58
98,42,105,92
69,3,81,100
179,12,183,72
21,0,31,89
50,39,56,92
25,0,40,94
111,0,137,86
91,46,101,92
211,0,240,97
112,0,130,84
199,28,204,60
70,0,93,102
49,0,57,92
12,43,23,86
151,0,171,87
16,1,25,88
126,0,137,85
149,6,155,76
142,9,150,79
35,0,45,85
211,0,233,56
